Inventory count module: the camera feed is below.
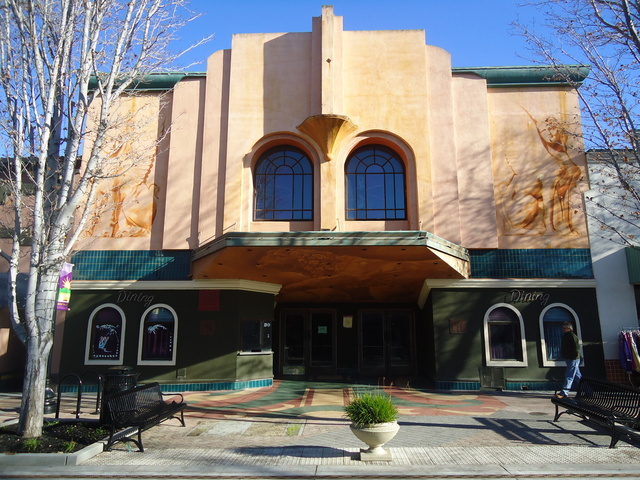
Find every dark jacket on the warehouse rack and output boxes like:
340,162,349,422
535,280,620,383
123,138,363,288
561,331,580,360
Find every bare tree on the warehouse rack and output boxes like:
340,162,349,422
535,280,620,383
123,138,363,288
0,0,207,438
515,0,640,246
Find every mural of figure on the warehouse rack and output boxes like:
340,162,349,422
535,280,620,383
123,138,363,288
498,108,583,237
84,135,160,238
525,110,582,235
519,174,547,233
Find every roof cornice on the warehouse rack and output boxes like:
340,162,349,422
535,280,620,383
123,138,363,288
90,65,589,92
452,65,590,87
88,72,206,92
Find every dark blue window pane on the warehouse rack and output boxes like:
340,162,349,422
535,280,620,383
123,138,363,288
345,145,406,220
366,173,385,210
543,307,574,361
254,146,313,221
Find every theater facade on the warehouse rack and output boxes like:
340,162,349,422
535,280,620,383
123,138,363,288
4,6,604,392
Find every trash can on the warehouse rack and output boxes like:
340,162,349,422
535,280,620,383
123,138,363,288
100,366,139,424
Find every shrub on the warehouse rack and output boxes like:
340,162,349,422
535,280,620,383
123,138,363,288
23,437,39,452
344,392,399,427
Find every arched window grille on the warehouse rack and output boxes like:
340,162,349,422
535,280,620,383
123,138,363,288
254,146,313,220
345,145,406,220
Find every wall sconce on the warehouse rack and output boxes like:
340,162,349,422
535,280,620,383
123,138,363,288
343,315,353,328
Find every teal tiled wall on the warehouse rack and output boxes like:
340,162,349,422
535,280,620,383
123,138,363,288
59,378,273,393
470,249,593,279
71,250,191,281
72,248,592,281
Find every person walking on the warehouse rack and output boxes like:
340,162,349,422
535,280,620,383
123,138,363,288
556,321,582,398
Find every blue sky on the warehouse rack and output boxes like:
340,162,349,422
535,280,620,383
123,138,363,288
177,0,543,69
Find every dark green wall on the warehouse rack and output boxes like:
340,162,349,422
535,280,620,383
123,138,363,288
430,287,605,384
57,288,275,384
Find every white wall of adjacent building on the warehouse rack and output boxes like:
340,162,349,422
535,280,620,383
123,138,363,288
587,155,639,359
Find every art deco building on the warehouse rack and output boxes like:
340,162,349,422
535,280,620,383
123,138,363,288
0,6,602,391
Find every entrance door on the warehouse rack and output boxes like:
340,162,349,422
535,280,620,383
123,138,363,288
360,310,415,376
281,310,336,376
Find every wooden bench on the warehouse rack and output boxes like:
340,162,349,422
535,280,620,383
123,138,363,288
551,377,640,448
105,382,186,452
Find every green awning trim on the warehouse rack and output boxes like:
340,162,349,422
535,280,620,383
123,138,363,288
89,64,589,93
88,72,206,92
626,247,640,284
194,230,469,263
452,65,590,87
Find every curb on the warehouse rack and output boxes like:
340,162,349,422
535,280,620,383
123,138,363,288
2,464,640,478
0,418,105,466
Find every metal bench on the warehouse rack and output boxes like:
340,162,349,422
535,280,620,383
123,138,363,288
105,382,186,452
551,377,640,448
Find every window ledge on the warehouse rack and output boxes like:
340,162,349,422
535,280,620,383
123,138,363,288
486,361,528,367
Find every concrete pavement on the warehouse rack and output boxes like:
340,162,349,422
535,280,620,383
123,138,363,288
1,380,640,478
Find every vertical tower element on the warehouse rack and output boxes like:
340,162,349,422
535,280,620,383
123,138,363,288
320,5,343,114
303,6,351,231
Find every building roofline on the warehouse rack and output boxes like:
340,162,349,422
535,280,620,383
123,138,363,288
452,65,590,87
88,72,206,92
92,64,589,92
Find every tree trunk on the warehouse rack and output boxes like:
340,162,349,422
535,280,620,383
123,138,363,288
18,334,52,438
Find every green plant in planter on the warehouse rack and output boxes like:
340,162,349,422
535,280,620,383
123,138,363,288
344,392,399,427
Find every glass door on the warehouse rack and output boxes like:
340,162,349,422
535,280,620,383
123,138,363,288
283,313,305,375
281,310,336,376
311,312,335,367
361,312,385,369
359,310,415,375
389,312,412,368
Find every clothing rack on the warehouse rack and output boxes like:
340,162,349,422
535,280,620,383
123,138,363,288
619,329,640,387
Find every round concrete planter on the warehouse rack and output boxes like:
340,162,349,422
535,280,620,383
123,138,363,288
349,421,399,455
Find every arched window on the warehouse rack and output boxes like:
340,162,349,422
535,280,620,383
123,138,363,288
345,145,406,220
483,304,527,367
254,146,313,220
85,304,125,365
540,304,581,367
138,304,178,365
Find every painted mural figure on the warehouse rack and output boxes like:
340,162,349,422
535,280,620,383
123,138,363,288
499,109,582,236
528,113,582,235
84,142,159,238
519,174,547,233
83,102,160,239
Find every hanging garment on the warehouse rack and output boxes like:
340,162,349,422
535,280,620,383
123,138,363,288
620,331,635,373
632,331,640,373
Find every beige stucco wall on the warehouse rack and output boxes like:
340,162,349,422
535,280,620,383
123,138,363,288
426,45,459,242
487,88,589,249
78,93,168,250
200,49,231,246
162,78,205,249
225,32,314,234
452,75,499,249
78,7,589,254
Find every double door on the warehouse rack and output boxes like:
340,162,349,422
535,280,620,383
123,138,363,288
280,309,415,377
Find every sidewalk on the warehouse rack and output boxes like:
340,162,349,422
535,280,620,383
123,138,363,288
2,380,640,478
